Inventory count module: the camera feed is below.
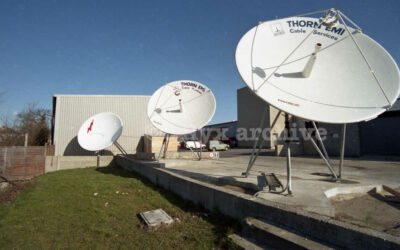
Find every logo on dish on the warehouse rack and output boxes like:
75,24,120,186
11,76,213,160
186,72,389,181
286,19,346,36
270,22,285,36
181,81,206,93
87,119,94,134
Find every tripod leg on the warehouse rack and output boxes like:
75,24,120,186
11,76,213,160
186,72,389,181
339,124,346,178
312,121,332,163
199,129,202,160
286,141,292,194
242,109,267,177
306,130,338,179
157,134,168,162
243,110,281,177
163,134,170,159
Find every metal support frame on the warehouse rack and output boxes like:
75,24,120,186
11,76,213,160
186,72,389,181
114,141,128,155
158,130,204,162
305,122,338,179
188,129,203,160
242,110,281,177
189,147,203,160
157,134,170,162
339,124,346,178
243,111,293,195
199,129,203,160
96,151,100,168
257,113,292,195
337,11,391,108
247,115,348,196
312,121,331,161
284,113,292,195
285,143,292,194
243,110,267,176
306,122,348,180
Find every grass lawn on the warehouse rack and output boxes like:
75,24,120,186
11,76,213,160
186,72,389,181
0,166,240,249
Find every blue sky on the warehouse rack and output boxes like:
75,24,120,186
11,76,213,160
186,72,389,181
0,0,399,124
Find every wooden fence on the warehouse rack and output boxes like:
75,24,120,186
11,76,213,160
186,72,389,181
0,146,48,181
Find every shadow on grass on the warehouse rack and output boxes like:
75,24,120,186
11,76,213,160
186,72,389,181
96,166,241,248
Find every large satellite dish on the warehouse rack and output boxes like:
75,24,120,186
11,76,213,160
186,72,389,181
236,11,400,124
147,80,216,135
77,112,123,151
237,9,400,194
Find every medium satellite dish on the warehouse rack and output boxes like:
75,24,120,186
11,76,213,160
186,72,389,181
147,80,216,135
236,13,400,124
77,112,123,151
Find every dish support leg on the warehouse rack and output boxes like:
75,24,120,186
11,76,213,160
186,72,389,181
339,124,346,178
242,110,281,177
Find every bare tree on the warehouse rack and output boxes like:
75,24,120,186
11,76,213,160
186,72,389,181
0,114,21,146
0,103,50,146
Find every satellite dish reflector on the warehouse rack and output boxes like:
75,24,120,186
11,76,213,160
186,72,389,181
236,15,400,123
77,112,123,151
147,80,216,134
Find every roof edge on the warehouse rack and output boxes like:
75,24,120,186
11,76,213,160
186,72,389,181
53,94,150,98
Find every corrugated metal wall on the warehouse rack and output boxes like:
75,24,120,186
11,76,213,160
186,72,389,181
53,95,161,156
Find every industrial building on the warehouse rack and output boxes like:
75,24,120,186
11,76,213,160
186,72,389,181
237,87,400,156
185,120,238,143
51,90,400,157
51,95,158,156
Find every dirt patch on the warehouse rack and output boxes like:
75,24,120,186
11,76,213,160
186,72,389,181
0,180,34,205
331,192,400,237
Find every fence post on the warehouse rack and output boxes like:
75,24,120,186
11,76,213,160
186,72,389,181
24,133,29,147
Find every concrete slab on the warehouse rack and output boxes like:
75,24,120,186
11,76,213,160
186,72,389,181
159,149,400,218
115,155,400,248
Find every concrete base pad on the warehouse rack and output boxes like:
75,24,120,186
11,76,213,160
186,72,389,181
115,150,400,248
158,152,400,219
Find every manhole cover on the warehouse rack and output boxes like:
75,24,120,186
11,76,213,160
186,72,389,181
139,209,174,227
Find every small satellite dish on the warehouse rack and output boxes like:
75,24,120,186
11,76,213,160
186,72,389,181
236,14,400,123
77,112,123,151
147,80,216,135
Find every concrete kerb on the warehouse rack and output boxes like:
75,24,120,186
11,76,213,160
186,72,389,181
115,155,400,249
45,156,114,172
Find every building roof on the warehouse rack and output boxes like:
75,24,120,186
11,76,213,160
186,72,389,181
204,120,238,128
53,94,150,98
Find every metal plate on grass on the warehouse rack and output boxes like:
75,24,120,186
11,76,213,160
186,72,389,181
139,208,174,227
